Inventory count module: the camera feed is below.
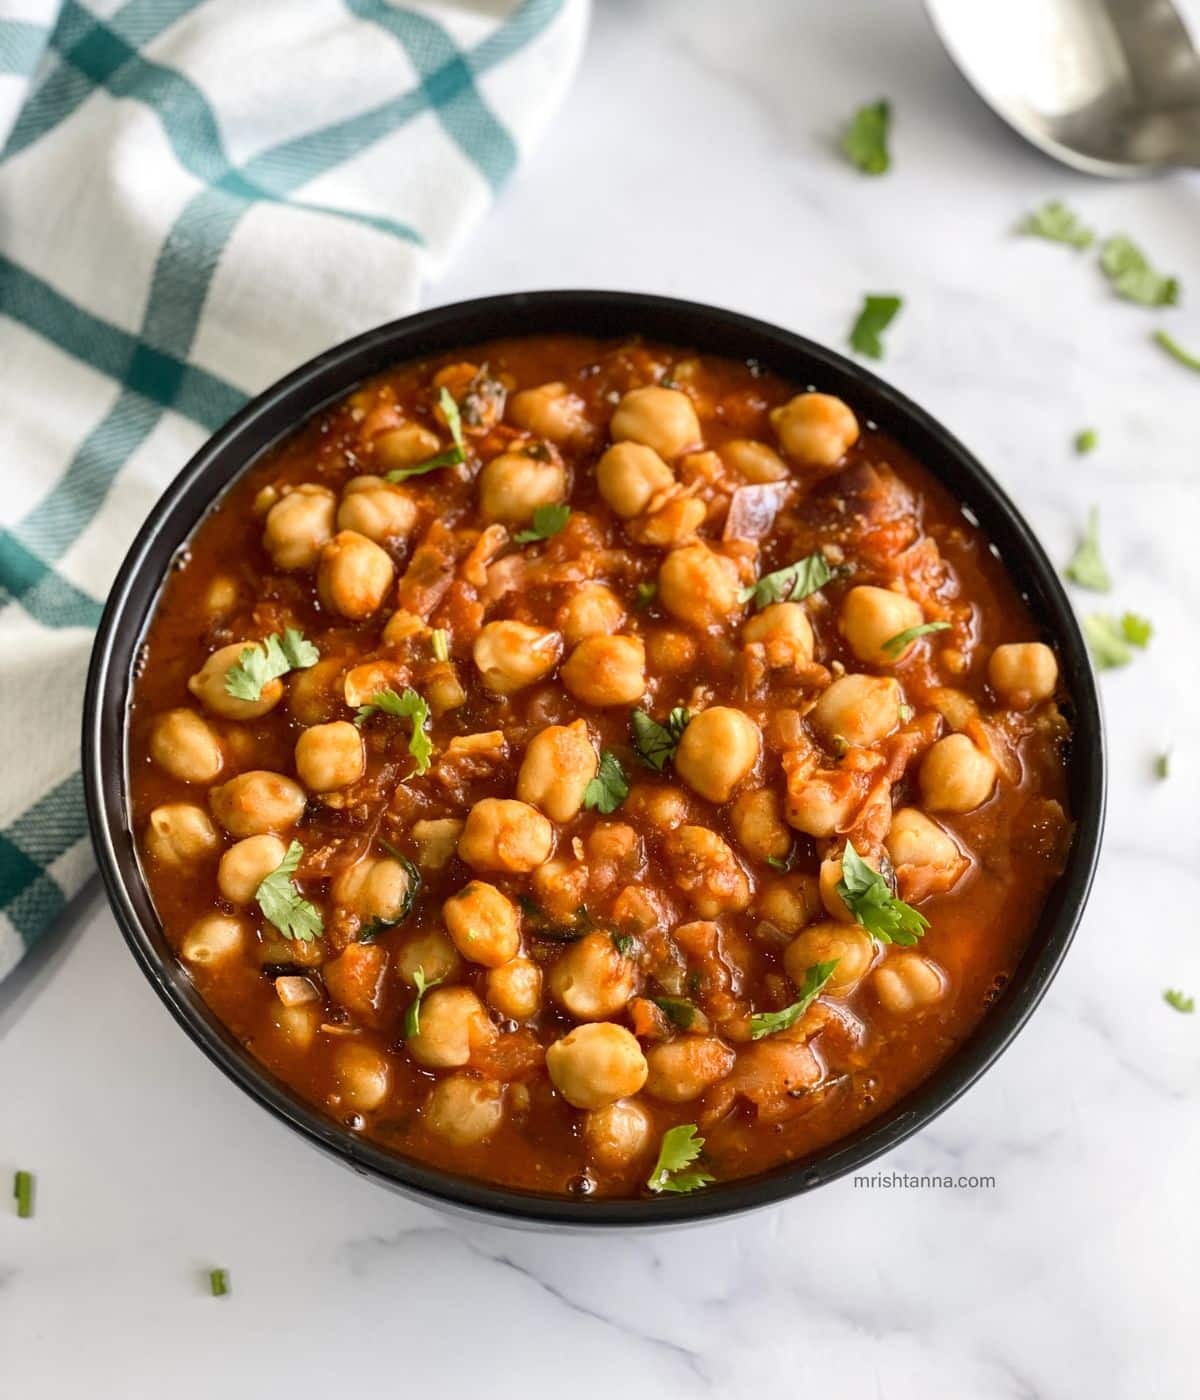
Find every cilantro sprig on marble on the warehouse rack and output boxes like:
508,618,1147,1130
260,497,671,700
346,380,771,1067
842,99,891,175
384,386,466,482
849,294,902,359
354,686,433,773
1082,612,1152,671
836,842,928,946
646,1124,714,1195
1064,508,1111,593
739,551,832,610
224,629,319,702
255,840,323,943
1018,201,1094,249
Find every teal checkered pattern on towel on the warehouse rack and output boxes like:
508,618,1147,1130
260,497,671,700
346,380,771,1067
0,0,586,978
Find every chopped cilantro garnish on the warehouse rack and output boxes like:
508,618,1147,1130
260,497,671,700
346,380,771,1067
1074,428,1098,455
1154,750,1170,781
584,750,629,814
881,619,950,658
354,686,433,773
209,1269,229,1298
358,840,421,941
1099,235,1179,307
1082,611,1153,670
1017,201,1094,249
612,933,637,957
1164,988,1194,1014
630,707,691,772
652,996,697,1030
842,99,891,175
849,294,903,359
1121,611,1153,648
633,581,658,610
739,551,832,610
224,628,319,702
646,1124,714,1195
765,848,795,873
384,386,466,481
13,1169,33,1219
836,841,928,945
1153,329,1200,373
404,965,445,1038
512,503,571,544
1064,507,1111,592
255,840,323,944
749,959,840,1040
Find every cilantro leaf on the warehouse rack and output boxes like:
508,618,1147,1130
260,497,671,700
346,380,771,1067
358,839,422,941
430,628,449,662
1082,611,1152,670
1064,507,1111,592
633,581,658,610
646,1124,714,1195
1099,235,1179,307
354,687,433,773
881,619,951,658
612,933,637,957
739,551,832,610
584,750,629,814
1154,329,1200,373
512,503,571,544
1017,201,1094,249
765,848,795,873
384,386,466,482
1074,428,1098,455
836,842,929,945
749,959,841,1039
630,707,690,772
652,996,696,1030
224,628,319,702
1121,611,1152,648
404,965,446,1038
1165,988,1195,1014
1155,750,1170,781
842,99,890,175
255,840,323,943
849,294,902,359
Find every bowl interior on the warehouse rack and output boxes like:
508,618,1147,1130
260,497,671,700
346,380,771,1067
84,291,1105,1227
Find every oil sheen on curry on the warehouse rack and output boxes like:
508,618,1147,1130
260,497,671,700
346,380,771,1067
128,336,1073,1199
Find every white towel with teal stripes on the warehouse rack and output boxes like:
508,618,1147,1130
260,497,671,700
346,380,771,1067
0,0,588,979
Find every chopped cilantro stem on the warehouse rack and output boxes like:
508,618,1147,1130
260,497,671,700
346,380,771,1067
849,294,902,359
1074,429,1098,455
209,1268,229,1297
1154,329,1200,373
842,99,890,175
1164,988,1194,1014
14,1169,33,1219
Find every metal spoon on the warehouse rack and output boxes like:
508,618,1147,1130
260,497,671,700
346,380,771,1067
924,0,1200,175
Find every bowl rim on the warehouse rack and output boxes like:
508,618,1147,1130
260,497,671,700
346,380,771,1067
83,289,1105,1228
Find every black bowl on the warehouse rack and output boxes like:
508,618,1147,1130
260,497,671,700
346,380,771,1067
83,291,1105,1228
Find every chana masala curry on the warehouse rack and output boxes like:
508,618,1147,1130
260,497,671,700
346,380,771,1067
128,336,1073,1199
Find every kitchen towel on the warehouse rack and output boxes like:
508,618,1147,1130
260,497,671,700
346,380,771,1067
0,0,588,979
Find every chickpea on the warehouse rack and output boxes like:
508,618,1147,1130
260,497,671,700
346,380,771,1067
730,788,791,861
657,542,741,630
478,451,567,526
630,494,707,548
262,483,336,571
771,392,859,467
545,1022,648,1110
424,1074,506,1145
373,422,441,472
473,620,562,694
663,825,752,917
331,856,415,929
508,381,590,445
674,706,761,803
395,929,461,986
610,385,702,460
148,708,223,784
557,582,626,646
988,642,1058,708
287,657,345,726
645,628,698,674
595,442,674,518
336,475,419,543
742,602,815,667
873,951,947,1014
810,673,902,748
624,783,690,831
407,986,496,1069
486,957,543,1021
443,880,521,968
217,833,288,904
839,586,924,665
458,798,554,874
204,575,239,618
561,634,646,708
187,641,283,721
317,530,395,620
532,857,590,919
785,921,876,995
332,1042,392,1112
209,770,307,838
144,804,220,867
410,818,465,871
785,768,862,838
584,1099,652,1169
272,1002,321,1052
548,931,638,1021
718,437,789,483
886,808,961,875
180,914,245,967
754,872,822,935
919,733,997,813
643,1037,736,1103
294,720,364,793
516,720,598,821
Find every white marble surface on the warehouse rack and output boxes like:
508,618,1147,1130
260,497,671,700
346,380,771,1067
5,1,1200,1395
